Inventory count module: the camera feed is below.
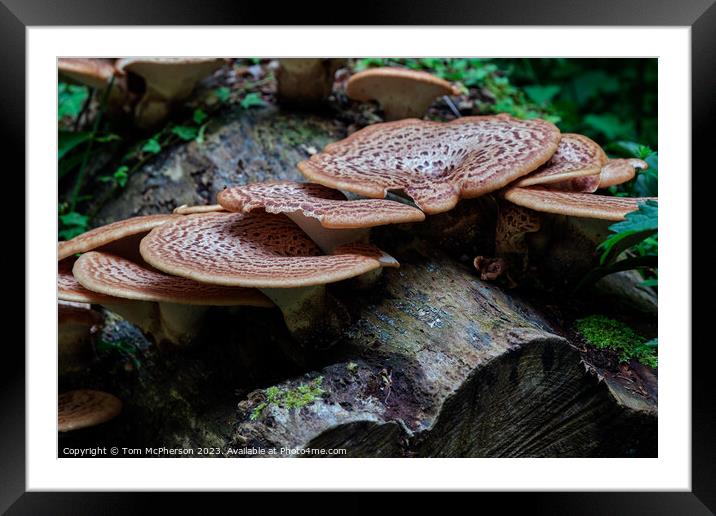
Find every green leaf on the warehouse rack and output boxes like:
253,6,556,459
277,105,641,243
142,138,162,154
196,123,208,145
94,133,121,143
171,125,199,141
599,228,658,265
641,278,658,287
584,113,634,141
193,109,208,125
608,200,658,234
576,255,658,292
58,131,92,160
59,211,89,228
524,85,561,105
58,83,89,120
240,92,266,109
214,86,231,103
114,166,129,187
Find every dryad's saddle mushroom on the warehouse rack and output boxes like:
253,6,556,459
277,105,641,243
140,211,398,342
58,389,122,432
298,114,561,215
217,181,425,253
598,158,649,189
346,67,460,121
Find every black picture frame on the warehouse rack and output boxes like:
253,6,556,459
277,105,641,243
4,0,714,513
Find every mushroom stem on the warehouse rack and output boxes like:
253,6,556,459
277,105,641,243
58,302,102,374
260,285,347,347
157,302,209,346
102,300,157,335
284,212,370,254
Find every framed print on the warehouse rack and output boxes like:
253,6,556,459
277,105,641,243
3,0,715,512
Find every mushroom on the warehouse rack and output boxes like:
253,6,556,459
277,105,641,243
58,300,103,373
503,187,656,221
58,58,119,91
114,57,225,128
298,114,561,215
58,213,178,263
345,67,460,121
72,251,272,347
216,181,425,253
58,389,122,432
139,211,398,343
598,158,649,189
276,58,346,106
513,133,607,193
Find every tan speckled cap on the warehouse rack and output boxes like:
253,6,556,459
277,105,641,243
504,187,657,221
140,212,398,289
58,390,122,432
217,181,425,229
58,58,117,90
599,158,649,188
346,67,460,120
73,251,273,307
298,114,561,215
514,133,606,191
58,258,122,304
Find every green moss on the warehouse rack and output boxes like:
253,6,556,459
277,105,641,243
575,315,657,368
250,376,325,421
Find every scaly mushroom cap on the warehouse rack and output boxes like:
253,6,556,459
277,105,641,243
140,212,398,289
599,158,648,188
58,58,117,90
73,251,273,307
346,68,460,121
115,57,224,100
217,181,425,229
58,258,121,304
504,187,657,221
58,214,177,261
298,115,561,214
58,389,122,432
514,133,606,191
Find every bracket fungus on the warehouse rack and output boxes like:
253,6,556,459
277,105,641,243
114,57,225,128
58,58,119,91
345,67,460,121
58,389,122,432
217,181,425,253
72,251,272,347
276,58,346,106
299,114,561,215
598,158,649,189
139,211,398,342
513,133,607,193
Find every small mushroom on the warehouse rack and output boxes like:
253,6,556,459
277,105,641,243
139,211,398,343
276,58,346,106
514,133,607,192
345,67,460,121
114,57,225,128
298,114,561,215
72,251,272,347
598,158,649,189
58,389,122,432
504,187,656,221
217,181,425,253
58,58,119,91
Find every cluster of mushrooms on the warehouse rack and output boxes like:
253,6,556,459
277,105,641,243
57,59,656,432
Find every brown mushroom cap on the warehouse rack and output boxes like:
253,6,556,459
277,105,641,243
58,258,122,304
115,57,224,100
58,299,103,327
58,214,177,261
346,68,460,121
504,187,657,221
58,389,122,432
599,158,648,188
217,181,425,229
140,212,398,289
298,115,561,215
58,58,117,90
514,133,607,190
73,251,273,307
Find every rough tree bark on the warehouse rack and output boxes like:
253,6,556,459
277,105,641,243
61,106,657,457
